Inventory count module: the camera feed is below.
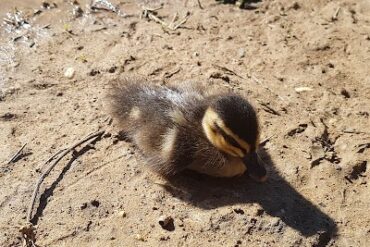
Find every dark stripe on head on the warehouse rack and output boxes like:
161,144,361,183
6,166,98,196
212,94,259,148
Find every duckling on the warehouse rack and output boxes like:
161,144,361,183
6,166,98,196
107,78,267,182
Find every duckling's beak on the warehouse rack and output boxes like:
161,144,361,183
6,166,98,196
243,152,267,183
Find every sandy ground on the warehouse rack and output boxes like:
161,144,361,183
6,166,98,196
1,0,369,246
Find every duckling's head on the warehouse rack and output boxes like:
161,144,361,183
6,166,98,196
202,94,267,181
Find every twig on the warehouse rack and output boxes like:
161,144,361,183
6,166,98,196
173,13,190,30
36,148,67,172
259,135,275,147
331,7,340,21
142,5,163,12
164,67,181,78
212,64,244,79
343,129,368,134
147,12,168,28
8,143,27,164
258,101,281,116
169,12,178,29
197,0,203,9
26,130,104,223
141,6,190,31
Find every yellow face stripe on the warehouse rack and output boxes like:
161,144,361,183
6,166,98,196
202,108,252,157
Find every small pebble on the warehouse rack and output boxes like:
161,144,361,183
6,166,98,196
295,86,313,92
340,88,350,98
256,209,264,216
237,48,245,58
134,234,145,241
89,69,100,76
108,66,117,73
64,67,75,78
118,210,126,218
158,215,175,231
80,202,88,210
233,208,245,215
91,199,100,207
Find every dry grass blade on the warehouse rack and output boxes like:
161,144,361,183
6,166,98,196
141,5,190,31
8,143,27,164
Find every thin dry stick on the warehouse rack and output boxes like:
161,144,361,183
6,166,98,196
43,148,67,165
259,101,281,116
173,14,190,30
197,0,203,9
142,6,190,31
164,67,181,78
26,130,105,222
36,148,67,171
8,143,27,164
332,7,340,21
212,64,244,79
169,12,178,29
259,134,275,147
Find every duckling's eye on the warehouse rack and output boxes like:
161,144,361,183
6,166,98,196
214,124,247,154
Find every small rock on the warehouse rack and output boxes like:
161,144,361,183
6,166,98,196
251,206,264,217
289,2,300,10
209,71,221,79
118,210,126,218
159,236,170,241
340,88,350,98
255,208,264,216
266,15,280,24
295,87,313,92
310,143,325,167
134,234,145,241
89,69,100,76
73,6,83,18
2,86,20,97
237,48,245,58
64,67,75,78
108,66,117,73
233,208,245,215
312,42,330,51
158,215,175,231
91,199,100,207
80,202,88,210
162,44,173,50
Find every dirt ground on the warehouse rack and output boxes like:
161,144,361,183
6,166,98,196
1,0,369,246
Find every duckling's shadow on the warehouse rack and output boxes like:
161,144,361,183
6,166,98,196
163,149,337,238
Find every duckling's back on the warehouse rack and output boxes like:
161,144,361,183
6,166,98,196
107,79,206,172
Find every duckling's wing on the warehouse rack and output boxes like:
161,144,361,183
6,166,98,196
107,79,173,129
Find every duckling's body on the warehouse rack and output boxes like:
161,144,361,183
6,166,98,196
108,79,266,180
